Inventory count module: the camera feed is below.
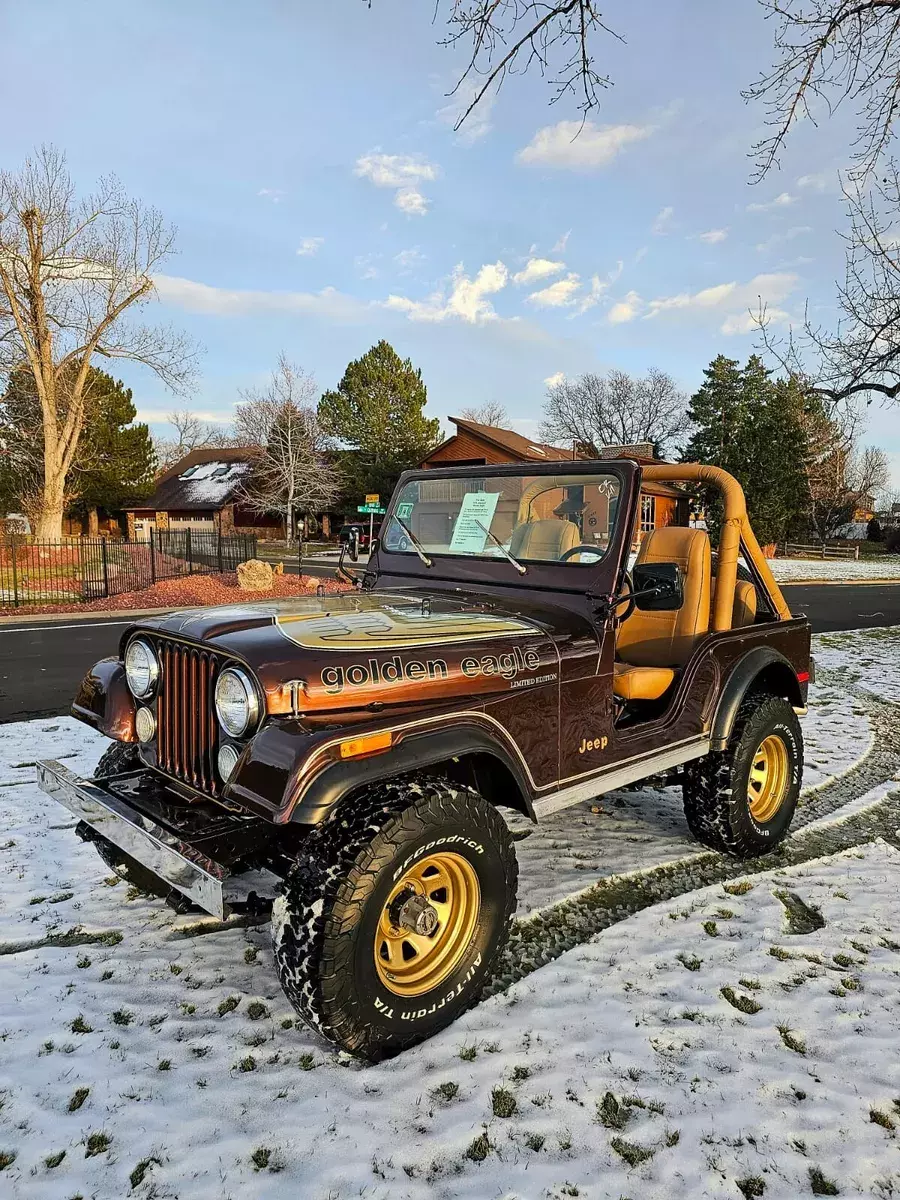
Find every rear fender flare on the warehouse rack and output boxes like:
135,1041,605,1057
288,721,534,825
710,647,804,752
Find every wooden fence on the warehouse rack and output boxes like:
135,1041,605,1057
779,541,860,561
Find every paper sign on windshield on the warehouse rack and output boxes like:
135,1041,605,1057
449,491,500,553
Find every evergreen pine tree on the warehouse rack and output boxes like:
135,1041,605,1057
318,340,441,501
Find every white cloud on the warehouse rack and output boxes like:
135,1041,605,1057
517,119,656,170
527,273,582,308
513,257,566,286
153,274,367,321
355,254,380,280
384,261,509,324
634,245,649,262
606,272,798,333
394,247,426,272
756,225,812,253
354,152,439,216
608,290,644,324
652,206,674,236
257,188,285,203
436,78,495,144
296,236,324,257
797,170,835,192
746,191,797,213
721,307,789,336
698,228,728,244
553,230,571,253
544,371,566,389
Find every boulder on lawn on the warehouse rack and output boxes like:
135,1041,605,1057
236,559,275,591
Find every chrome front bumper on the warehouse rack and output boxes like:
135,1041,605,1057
36,760,228,918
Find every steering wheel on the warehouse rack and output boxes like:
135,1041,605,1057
611,569,636,623
559,544,604,564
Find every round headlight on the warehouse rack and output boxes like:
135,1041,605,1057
125,638,159,699
214,667,260,738
135,706,156,743
217,743,241,782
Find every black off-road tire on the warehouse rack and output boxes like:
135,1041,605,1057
85,741,171,898
271,775,518,1061
682,693,803,858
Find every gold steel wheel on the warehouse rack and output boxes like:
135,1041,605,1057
748,734,790,822
375,852,481,998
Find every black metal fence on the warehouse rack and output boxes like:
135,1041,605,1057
0,531,258,608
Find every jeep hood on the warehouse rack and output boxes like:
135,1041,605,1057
134,589,593,715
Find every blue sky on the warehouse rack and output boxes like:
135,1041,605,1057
2,0,895,482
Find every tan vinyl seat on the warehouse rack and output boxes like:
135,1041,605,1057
711,578,758,628
509,518,579,562
614,527,712,702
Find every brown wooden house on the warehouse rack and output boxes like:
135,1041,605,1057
420,417,688,538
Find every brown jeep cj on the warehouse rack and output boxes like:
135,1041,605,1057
38,459,811,1059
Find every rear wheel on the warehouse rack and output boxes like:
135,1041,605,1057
272,775,518,1060
682,693,802,857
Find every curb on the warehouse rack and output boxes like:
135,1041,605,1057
0,605,202,627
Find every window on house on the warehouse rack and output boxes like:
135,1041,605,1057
210,465,231,479
640,494,655,532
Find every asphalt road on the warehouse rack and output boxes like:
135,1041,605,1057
1,582,898,723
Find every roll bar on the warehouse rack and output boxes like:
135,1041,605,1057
642,463,792,631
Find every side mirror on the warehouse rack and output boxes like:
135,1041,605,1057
632,562,684,611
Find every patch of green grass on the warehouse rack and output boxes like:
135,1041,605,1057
702,920,719,937
70,1014,92,1034
217,996,240,1017
777,1024,807,1055
808,1165,840,1195
491,1086,517,1118
769,946,793,961
832,953,853,968
665,1129,680,1147
0,1151,17,1170
39,1040,54,1055
111,1008,133,1026
610,1137,654,1167
157,1059,171,1072
44,1150,66,1169
716,908,735,919
849,940,869,956
842,977,861,991
432,1081,459,1102
677,952,702,971
49,891,74,904
465,1132,492,1162
76,955,91,969
251,1146,272,1171
29,895,46,905
246,1001,269,1021
721,986,763,1015
878,936,900,952
870,1108,895,1131
67,1087,89,1112
511,1065,531,1081
100,969,113,981
129,1157,160,1188
458,1043,477,1061
169,963,183,975
597,1092,631,1131
724,880,754,896
524,1132,545,1151
298,1053,316,1071
280,1017,293,1029
180,1003,196,1015
191,1045,211,1058
736,1178,766,1198
244,947,259,964
84,1131,111,1158
740,977,762,990
237,1055,256,1073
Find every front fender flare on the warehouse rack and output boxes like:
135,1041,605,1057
288,720,535,826
710,647,804,752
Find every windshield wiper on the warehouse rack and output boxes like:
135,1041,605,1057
390,515,432,568
474,518,526,575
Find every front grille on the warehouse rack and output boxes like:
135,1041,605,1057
154,639,222,795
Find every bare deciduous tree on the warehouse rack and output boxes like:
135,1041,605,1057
0,145,195,537
745,0,900,180
153,409,235,470
234,356,340,543
756,168,900,402
801,398,890,535
458,401,510,427
540,368,691,458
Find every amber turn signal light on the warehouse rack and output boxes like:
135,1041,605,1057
339,730,393,759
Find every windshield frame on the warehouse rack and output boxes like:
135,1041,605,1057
373,459,640,594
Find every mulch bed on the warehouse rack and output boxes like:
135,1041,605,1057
0,572,352,618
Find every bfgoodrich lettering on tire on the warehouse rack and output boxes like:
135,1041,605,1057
271,775,518,1060
682,693,803,858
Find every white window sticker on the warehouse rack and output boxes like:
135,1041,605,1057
448,491,500,553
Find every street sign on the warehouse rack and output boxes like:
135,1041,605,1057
365,493,380,505
357,504,386,514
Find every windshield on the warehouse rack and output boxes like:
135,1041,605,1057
383,471,622,566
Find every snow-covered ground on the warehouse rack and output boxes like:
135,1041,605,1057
770,556,900,582
0,629,897,1198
